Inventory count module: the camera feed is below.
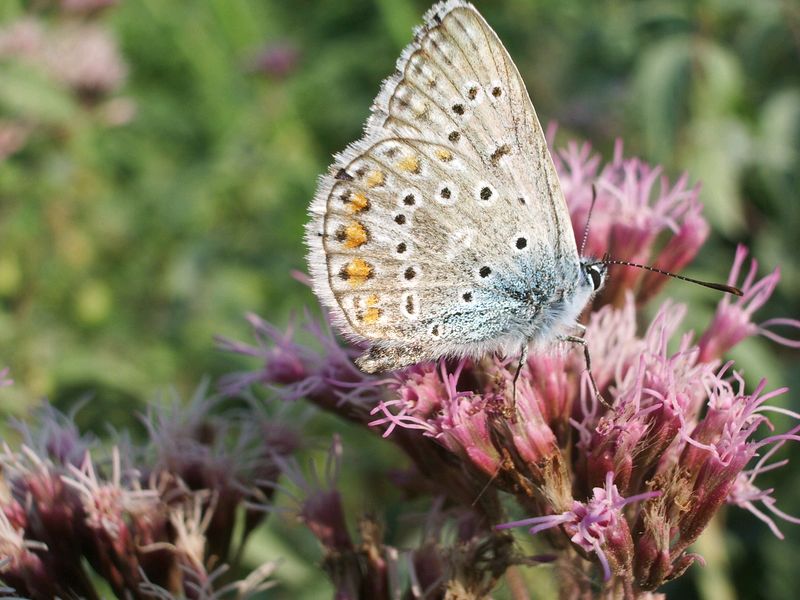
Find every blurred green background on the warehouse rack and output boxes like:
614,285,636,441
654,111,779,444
1,0,799,598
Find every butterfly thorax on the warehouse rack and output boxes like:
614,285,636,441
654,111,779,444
451,254,603,356
522,256,606,344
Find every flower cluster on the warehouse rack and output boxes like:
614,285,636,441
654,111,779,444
216,140,800,597
0,389,292,598
553,137,710,307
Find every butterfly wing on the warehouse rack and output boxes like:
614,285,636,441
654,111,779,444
306,0,580,371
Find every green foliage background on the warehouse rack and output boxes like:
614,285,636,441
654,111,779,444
1,0,799,597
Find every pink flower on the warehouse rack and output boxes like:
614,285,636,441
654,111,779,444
0,511,53,598
10,401,94,468
272,436,397,599
46,24,127,98
727,431,800,539
282,436,354,553
218,312,380,412
698,245,800,362
217,313,320,396
411,370,495,460
554,138,709,307
61,448,161,591
498,472,659,580
369,364,447,437
0,399,289,597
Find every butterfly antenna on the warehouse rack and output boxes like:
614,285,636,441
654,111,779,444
579,184,597,257
599,258,743,296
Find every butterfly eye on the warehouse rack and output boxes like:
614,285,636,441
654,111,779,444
587,264,604,291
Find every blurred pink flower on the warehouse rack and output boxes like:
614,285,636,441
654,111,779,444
0,18,43,57
46,24,127,98
59,0,118,14
0,18,127,99
0,395,287,597
0,511,53,598
249,41,300,79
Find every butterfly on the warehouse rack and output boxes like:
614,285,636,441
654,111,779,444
305,0,607,374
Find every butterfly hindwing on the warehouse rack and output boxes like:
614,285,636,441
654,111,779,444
317,136,544,343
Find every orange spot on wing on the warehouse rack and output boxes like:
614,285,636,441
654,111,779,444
398,155,420,174
348,193,370,213
364,307,382,324
343,259,372,286
343,222,368,248
366,170,385,188
435,148,453,162
366,294,379,306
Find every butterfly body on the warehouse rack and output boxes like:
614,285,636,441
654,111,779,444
306,0,605,373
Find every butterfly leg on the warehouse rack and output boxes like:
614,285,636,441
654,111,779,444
560,334,611,409
508,344,528,420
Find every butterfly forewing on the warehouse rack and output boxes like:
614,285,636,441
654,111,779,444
375,3,574,254
307,0,580,364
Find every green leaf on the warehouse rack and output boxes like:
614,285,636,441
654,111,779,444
756,87,800,171
634,36,692,162
682,116,750,234
0,61,76,123
690,39,743,116
375,0,419,50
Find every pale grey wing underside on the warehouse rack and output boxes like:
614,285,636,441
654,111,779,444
306,0,579,365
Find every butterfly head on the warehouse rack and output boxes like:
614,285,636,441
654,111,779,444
580,258,607,295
